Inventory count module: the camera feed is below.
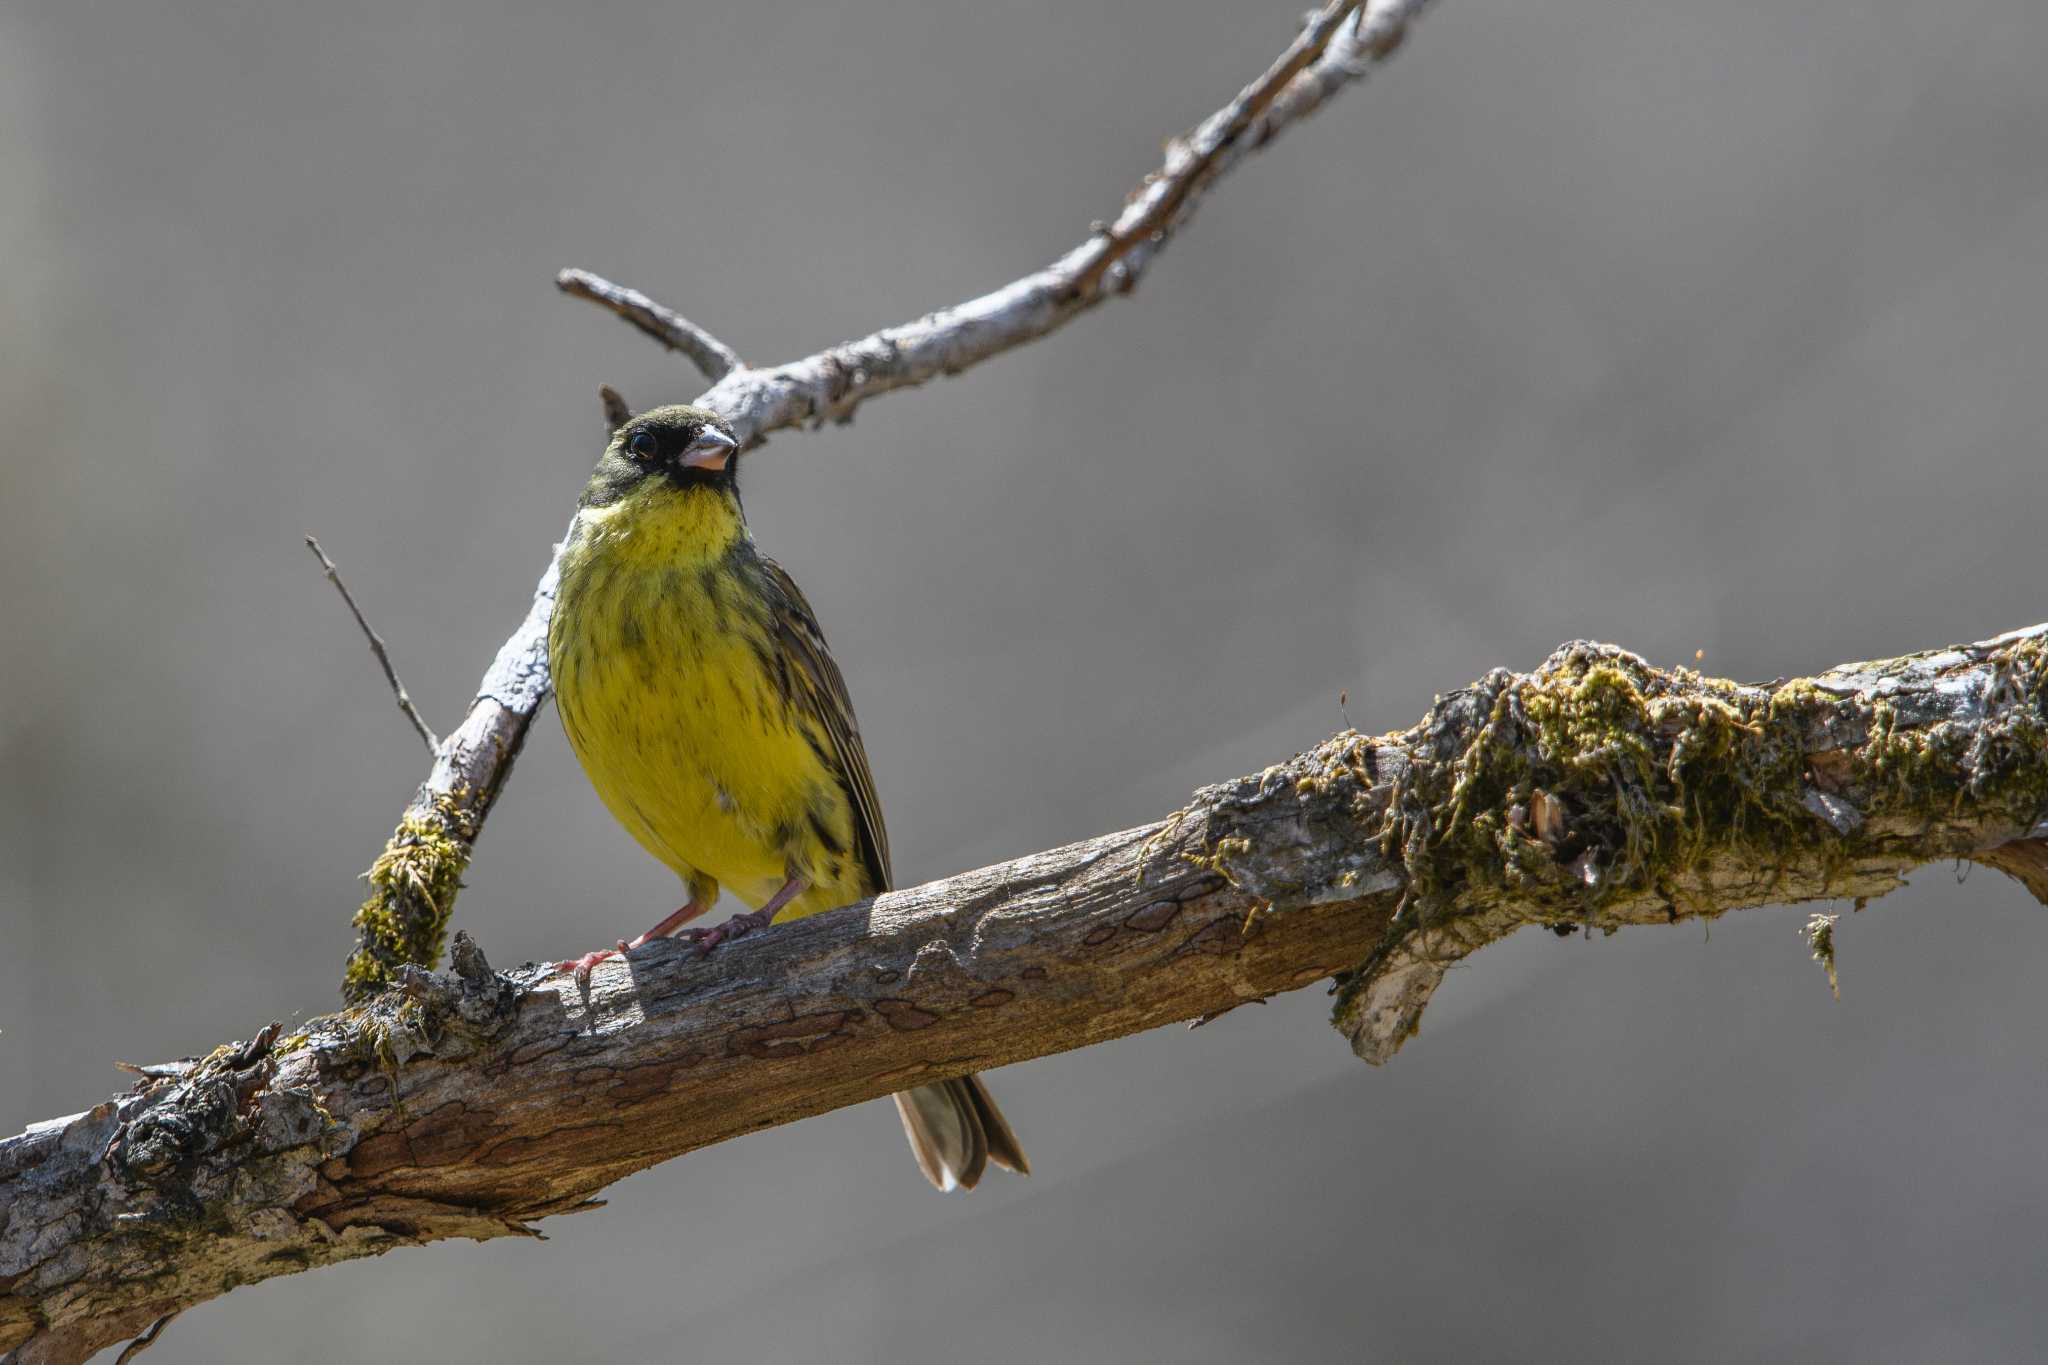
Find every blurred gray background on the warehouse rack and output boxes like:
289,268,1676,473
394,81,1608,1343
6,0,2048,1360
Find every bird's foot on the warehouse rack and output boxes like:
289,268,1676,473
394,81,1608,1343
681,909,774,958
552,941,632,985
551,898,710,983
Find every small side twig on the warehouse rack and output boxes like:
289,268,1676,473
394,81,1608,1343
598,384,633,430
115,1057,198,1081
555,269,742,382
305,535,439,754
114,1311,179,1363
1805,912,1840,1000
1189,996,1269,1029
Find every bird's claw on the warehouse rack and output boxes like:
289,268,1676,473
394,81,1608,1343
558,907,769,978
681,910,772,958
553,947,620,984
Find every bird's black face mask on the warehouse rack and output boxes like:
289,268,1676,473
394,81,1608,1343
580,404,740,508
627,418,738,491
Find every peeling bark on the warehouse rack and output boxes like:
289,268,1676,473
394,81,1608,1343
10,626,2048,1364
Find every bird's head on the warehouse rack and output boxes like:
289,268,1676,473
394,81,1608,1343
580,404,742,512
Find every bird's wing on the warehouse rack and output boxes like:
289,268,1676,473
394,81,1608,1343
760,556,894,893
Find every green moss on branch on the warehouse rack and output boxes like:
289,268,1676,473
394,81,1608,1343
1329,631,2048,1051
342,790,478,1002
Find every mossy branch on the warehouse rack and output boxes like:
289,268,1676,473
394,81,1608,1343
10,624,2048,1364
342,791,478,999
1327,628,2048,1057
339,0,1440,998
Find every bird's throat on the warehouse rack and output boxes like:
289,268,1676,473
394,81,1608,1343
567,482,747,574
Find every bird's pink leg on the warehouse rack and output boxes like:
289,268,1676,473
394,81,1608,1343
682,877,807,958
624,900,715,949
553,896,712,982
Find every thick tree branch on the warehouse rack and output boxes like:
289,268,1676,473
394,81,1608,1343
10,626,2048,1364
339,0,1437,995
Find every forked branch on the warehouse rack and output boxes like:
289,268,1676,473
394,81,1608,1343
341,0,1438,996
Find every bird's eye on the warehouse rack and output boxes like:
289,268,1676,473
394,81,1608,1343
626,430,660,462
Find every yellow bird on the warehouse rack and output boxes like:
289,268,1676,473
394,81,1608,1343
547,403,1027,1191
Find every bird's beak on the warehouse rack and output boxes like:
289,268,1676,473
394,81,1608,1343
681,428,739,472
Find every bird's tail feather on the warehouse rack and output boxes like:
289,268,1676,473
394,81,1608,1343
893,1074,1029,1192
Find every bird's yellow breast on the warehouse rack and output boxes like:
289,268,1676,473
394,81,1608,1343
549,485,869,918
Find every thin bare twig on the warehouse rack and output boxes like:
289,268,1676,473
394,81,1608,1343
113,1313,178,1364
342,0,1438,997
598,383,633,430
563,0,1434,444
305,535,439,754
555,269,742,382
1066,0,1378,297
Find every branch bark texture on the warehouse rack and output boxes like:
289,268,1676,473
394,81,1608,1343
340,0,1437,996
10,626,2048,1364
